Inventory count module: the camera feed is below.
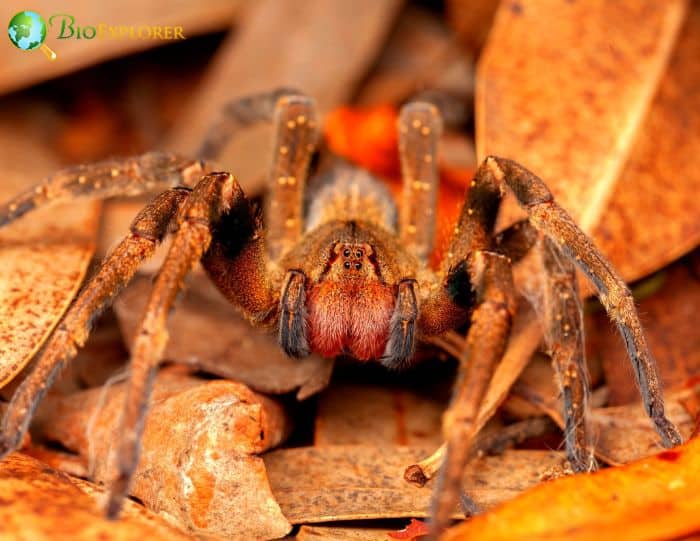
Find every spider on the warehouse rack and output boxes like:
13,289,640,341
0,89,682,534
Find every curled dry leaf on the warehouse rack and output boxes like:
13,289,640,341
115,276,333,399
441,437,700,541
264,445,566,524
34,367,293,540
478,0,687,232
0,452,189,540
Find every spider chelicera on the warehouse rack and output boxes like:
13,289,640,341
0,89,681,533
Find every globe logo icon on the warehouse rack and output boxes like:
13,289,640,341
8,11,57,60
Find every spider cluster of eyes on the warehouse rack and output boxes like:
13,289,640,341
342,247,364,271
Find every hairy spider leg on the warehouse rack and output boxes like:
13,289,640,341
541,237,595,472
197,87,301,161
426,156,517,534
265,94,319,260
397,101,442,264
107,172,244,518
0,152,207,227
486,155,681,448
0,187,189,458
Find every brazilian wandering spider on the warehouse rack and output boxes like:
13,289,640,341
0,89,681,534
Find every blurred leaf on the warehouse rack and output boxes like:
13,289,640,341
442,436,700,541
168,0,403,193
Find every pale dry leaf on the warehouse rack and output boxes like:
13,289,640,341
592,5,700,281
0,452,190,540
115,275,333,399
265,445,566,523
34,367,293,540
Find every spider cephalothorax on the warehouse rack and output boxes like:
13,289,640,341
0,89,682,534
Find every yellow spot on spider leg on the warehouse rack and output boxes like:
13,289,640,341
297,115,306,124
412,119,421,129
421,126,431,136
287,120,296,129
424,154,433,163
280,146,289,155
285,218,295,228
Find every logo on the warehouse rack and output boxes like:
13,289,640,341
8,11,187,61
8,10,57,60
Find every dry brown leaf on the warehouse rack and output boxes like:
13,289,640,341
441,436,700,541
115,276,333,399
264,445,566,523
593,5,700,281
0,0,243,95
298,524,397,540
314,382,445,447
168,0,403,192
0,452,189,540
0,106,100,389
34,367,292,540
478,0,686,232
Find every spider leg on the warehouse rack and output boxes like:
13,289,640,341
431,250,516,535
265,94,319,260
397,102,442,264
486,155,681,447
496,219,539,263
106,172,242,518
196,87,302,161
0,152,208,228
0,187,189,457
542,237,595,471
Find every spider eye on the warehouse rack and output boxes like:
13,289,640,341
343,261,351,269
355,250,363,258
343,248,351,257
354,262,362,270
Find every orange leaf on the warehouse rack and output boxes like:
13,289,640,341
441,438,700,541
388,518,430,540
